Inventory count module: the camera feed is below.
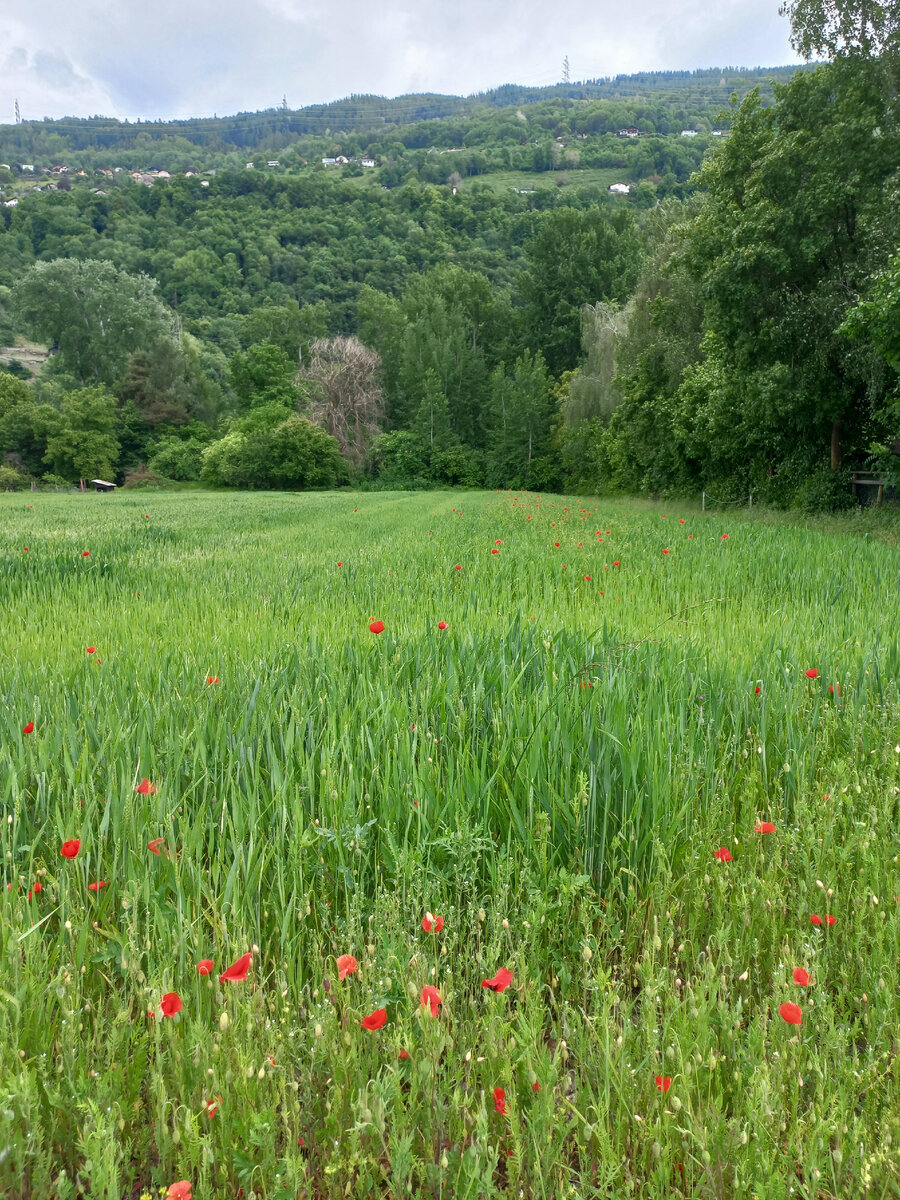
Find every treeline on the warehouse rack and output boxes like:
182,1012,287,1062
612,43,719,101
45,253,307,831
1,45,897,506
0,66,804,165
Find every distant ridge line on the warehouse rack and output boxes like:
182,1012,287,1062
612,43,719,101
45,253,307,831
0,64,813,136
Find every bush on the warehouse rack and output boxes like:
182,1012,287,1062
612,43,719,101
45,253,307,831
148,435,207,481
792,465,855,514
122,465,167,489
371,431,433,487
200,418,345,489
0,463,28,490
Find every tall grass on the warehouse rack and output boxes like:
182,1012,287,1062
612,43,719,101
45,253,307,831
2,491,899,1198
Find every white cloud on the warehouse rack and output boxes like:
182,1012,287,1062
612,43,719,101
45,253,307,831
0,0,802,124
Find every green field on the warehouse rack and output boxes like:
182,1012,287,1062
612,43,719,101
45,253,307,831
2,490,900,1199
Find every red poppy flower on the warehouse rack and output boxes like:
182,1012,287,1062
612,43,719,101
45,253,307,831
495,539,502,545
492,1086,508,1115
755,686,761,694
454,564,462,571
532,1080,540,1092
713,847,733,862
82,551,90,558
166,1183,192,1200
420,985,442,1016
23,547,29,552
655,1075,672,1093
721,533,729,540
554,542,560,547
196,960,214,975
135,778,156,795
206,1101,219,1118
160,992,183,1018
399,1048,409,1059
86,646,96,655
810,914,822,926
792,968,811,986
147,838,165,856
679,518,685,523
662,548,670,555
337,954,358,981
88,880,107,891
22,721,34,735
491,548,499,555
779,1001,802,1026
437,621,448,630
337,561,343,567
369,620,385,634
825,914,837,926
481,967,514,993
60,839,81,859
144,514,149,519
206,676,219,685
804,668,818,679
30,881,42,895
361,1007,387,1031
219,952,252,983
613,561,620,567
754,822,777,834
422,914,444,933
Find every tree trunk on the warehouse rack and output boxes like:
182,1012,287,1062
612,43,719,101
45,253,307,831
830,417,843,470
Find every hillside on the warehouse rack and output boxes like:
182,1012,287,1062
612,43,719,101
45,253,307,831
0,65,808,169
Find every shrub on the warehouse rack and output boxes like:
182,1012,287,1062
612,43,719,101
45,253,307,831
0,463,28,490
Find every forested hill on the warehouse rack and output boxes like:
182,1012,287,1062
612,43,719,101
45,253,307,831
0,65,807,163
0,36,896,510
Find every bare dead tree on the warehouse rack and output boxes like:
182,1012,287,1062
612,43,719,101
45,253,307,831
298,336,384,468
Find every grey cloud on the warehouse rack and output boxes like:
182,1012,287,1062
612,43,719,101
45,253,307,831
1,0,801,124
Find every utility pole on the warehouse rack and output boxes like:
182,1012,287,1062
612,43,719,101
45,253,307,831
15,98,21,124
562,56,570,84
281,94,288,111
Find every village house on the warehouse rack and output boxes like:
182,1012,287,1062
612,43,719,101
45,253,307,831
681,129,698,137
617,127,640,138
609,183,630,194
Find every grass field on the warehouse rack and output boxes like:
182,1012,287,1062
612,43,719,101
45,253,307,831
2,489,900,1200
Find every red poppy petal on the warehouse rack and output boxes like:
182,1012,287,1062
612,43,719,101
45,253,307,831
779,1001,803,1026
160,992,183,1017
361,1007,387,1030
219,952,252,983
481,967,513,993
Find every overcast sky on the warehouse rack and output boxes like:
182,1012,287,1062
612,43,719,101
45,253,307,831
0,1,802,124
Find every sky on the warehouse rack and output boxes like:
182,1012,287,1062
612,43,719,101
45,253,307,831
0,1,802,124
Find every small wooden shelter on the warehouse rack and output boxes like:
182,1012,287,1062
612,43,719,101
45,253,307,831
91,479,116,493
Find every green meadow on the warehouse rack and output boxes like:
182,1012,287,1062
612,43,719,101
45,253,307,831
2,490,900,1199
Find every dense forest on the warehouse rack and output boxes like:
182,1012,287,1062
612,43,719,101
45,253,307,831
0,8,898,505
